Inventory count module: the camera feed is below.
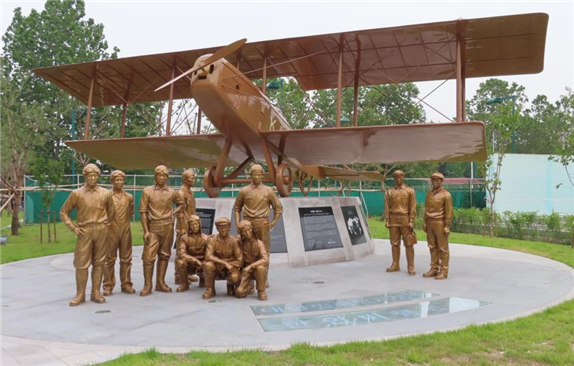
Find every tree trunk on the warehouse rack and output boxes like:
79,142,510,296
11,190,21,235
489,202,494,238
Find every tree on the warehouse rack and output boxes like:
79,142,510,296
483,102,522,236
467,79,527,236
2,1,120,234
0,72,49,235
2,1,120,161
266,78,316,129
2,1,163,173
549,88,574,247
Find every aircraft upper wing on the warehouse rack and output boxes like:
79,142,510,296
33,13,547,107
65,121,486,170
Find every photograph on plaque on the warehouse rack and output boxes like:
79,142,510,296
230,209,288,253
196,208,216,235
298,207,343,251
341,206,367,245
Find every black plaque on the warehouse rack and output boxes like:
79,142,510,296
341,206,367,245
196,208,216,235
230,209,288,253
299,207,343,251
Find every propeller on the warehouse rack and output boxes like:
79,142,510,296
154,38,247,92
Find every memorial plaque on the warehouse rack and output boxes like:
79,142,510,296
299,207,343,251
341,206,367,245
196,208,215,235
230,209,287,253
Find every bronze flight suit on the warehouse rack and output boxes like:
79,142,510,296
384,184,416,273
175,232,209,291
103,189,134,294
235,237,269,298
233,183,282,283
203,234,243,297
60,185,116,303
424,187,453,276
139,184,184,293
174,185,196,284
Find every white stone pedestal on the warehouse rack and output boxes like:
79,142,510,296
197,196,375,268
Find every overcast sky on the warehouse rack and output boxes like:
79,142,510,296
2,1,573,122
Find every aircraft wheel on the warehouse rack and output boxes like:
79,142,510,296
275,163,293,197
203,166,222,198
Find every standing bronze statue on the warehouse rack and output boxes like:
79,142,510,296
385,170,417,275
233,164,282,287
174,169,197,286
175,215,209,293
235,220,269,301
103,170,136,296
139,165,184,296
60,164,116,306
202,217,243,299
423,172,453,280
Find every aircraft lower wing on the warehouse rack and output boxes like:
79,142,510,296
66,134,248,169
66,122,485,174
262,121,487,165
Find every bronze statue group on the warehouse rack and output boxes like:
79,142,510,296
61,164,452,308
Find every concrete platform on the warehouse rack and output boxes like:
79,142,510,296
2,240,574,366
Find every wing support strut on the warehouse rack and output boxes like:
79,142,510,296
202,138,293,198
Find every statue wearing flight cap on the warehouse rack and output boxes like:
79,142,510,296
202,217,243,299
175,215,209,293
233,164,282,287
384,170,417,275
235,220,269,301
174,169,197,286
103,170,136,296
139,165,184,296
60,163,116,306
423,172,453,280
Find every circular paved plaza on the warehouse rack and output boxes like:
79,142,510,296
2,240,574,365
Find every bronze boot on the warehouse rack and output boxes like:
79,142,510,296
406,246,416,275
102,263,115,296
202,273,216,299
69,269,88,306
176,266,190,292
174,269,181,285
227,283,236,297
140,264,154,296
435,271,448,280
435,248,450,280
198,275,206,288
155,259,172,293
255,267,267,300
386,246,401,272
423,269,438,278
90,266,106,304
119,261,135,294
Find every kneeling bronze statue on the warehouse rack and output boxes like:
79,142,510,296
235,220,269,301
202,217,243,299
175,215,209,292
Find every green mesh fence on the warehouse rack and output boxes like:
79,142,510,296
24,176,485,224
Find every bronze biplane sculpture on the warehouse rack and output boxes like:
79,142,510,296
33,13,548,196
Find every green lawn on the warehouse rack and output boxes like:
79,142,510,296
0,220,144,264
2,217,574,365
